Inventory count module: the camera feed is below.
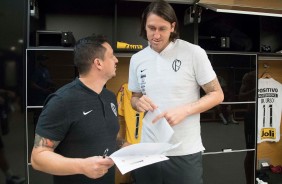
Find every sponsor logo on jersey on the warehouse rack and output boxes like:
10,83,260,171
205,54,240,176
258,88,279,93
140,69,147,95
260,128,276,140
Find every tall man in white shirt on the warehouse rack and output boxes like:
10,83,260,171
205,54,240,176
128,0,224,183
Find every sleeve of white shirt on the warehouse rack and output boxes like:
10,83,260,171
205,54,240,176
192,46,216,86
128,54,142,93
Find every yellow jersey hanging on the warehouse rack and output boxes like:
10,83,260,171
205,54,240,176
117,83,144,144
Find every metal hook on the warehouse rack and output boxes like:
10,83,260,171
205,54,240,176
263,64,269,69
262,64,272,78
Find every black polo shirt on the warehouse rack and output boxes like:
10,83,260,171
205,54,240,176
36,78,119,184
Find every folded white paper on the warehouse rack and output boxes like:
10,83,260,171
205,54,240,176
141,108,174,143
110,142,181,174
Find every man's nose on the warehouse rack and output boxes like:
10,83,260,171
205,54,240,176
153,30,161,38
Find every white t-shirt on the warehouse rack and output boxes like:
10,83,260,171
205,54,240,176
257,78,282,143
128,39,216,156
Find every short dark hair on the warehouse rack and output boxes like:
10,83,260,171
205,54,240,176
74,34,108,74
140,0,179,42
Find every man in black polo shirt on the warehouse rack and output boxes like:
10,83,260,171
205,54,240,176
31,35,119,184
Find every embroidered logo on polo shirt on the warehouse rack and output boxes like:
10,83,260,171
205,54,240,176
172,59,181,72
83,110,93,115
111,103,117,116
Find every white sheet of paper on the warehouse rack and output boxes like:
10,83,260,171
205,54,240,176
110,142,181,174
141,108,174,142
111,155,169,175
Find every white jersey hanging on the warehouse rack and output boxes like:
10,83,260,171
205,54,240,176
257,78,282,143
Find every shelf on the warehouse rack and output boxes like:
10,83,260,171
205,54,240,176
258,53,282,59
27,46,74,51
26,106,44,109
115,52,135,58
121,0,196,4
198,0,282,17
202,149,255,155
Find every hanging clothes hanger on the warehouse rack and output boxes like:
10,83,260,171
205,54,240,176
261,64,272,79
261,72,272,79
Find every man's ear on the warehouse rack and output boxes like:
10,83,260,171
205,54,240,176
171,22,176,33
94,58,103,70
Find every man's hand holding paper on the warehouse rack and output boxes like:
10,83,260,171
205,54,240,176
110,142,181,174
111,108,181,175
141,108,174,143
